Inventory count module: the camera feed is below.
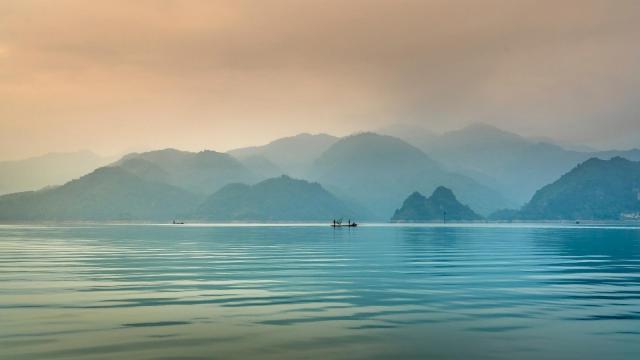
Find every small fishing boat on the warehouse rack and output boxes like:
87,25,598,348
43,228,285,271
331,219,357,227
331,223,357,227
172,220,185,225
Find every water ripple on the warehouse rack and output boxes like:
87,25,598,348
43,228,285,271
1,224,639,359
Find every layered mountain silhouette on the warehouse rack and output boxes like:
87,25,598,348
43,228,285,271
515,157,640,220
388,123,640,205
194,175,356,221
229,133,338,177
0,170,360,221
1,125,639,222
236,155,283,179
115,149,257,195
309,132,513,219
0,167,199,221
391,186,482,222
0,151,113,195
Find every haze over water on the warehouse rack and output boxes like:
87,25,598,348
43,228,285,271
1,224,639,359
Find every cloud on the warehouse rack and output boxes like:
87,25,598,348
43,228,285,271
1,0,639,158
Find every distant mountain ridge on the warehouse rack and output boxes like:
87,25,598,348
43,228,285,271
392,186,482,222
309,132,513,218
0,167,199,221
115,148,257,195
0,171,361,221
384,122,640,205
0,151,113,195
515,157,640,220
2,126,639,222
194,175,356,221
236,155,283,179
229,133,338,177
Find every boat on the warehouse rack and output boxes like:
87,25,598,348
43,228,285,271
331,219,357,227
331,223,357,227
172,220,185,225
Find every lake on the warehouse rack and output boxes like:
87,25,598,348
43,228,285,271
1,224,639,359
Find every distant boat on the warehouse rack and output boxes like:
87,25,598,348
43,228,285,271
172,220,185,225
331,223,357,227
331,219,357,227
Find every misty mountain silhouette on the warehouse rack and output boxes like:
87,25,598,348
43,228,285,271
116,149,256,195
387,122,640,205
194,175,356,221
391,186,482,222
235,155,283,179
0,151,113,195
309,132,512,219
0,167,199,221
516,157,640,220
1,125,639,222
229,133,338,177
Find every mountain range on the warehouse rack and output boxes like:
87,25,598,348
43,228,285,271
1,124,639,222
308,132,512,218
229,133,338,177
115,149,257,195
382,123,640,205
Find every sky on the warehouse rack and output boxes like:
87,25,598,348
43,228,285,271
1,0,639,160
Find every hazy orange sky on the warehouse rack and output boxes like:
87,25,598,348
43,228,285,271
1,0,639,160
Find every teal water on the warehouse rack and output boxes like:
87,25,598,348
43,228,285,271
1,224,639,359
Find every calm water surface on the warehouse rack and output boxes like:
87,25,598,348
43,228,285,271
1,224,639,359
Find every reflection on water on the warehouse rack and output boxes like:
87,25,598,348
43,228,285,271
1,224,639,359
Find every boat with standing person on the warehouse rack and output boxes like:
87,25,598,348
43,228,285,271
331,218,357,227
